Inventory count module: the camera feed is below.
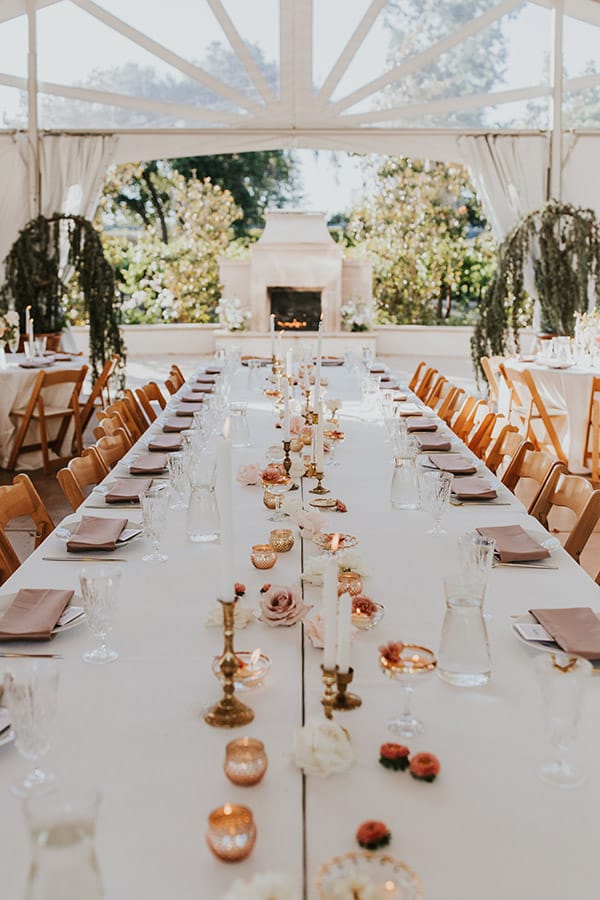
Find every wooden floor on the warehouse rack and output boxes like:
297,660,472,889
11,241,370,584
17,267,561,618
2,352,598,584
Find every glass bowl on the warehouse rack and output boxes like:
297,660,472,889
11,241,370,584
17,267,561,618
212,651,271,690
351,597,385,631
313,532,359,552
316,851,424,899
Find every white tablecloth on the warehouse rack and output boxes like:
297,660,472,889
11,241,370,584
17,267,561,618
0,362,599,899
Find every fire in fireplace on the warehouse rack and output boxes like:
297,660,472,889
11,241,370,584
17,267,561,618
268,287,322,331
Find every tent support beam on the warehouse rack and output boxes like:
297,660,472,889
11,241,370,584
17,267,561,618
549,0,564,200
26,0,39,218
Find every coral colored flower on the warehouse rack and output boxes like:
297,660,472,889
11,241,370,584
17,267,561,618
336,499,348,513
378,641,405,665
379,743,410,771
234,583,246,597
261,464,287,484
260,583,271,594
356,820,391,851
409,752,440,783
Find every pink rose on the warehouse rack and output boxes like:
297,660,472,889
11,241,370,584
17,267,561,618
236,463,261,486
293,508,324,536
290,415,304,435
258,584,311,626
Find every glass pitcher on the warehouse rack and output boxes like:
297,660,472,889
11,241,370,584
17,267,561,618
229,402,251,448
390,434,420,510
23,787,103,900
187,449,220,543
438,575,490,687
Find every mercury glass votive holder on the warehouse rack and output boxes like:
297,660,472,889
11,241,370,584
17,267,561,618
337,570,363,596
251,544,277,569
262,490,277,510
269,528,294,553
224,737,268,786
289,437,303,453
206,803,256,862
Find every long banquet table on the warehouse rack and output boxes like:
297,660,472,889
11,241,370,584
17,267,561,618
1,359,599,899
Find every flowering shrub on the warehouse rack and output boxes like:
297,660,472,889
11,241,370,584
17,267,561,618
0,309,20,343
341,297,373,332
215,296,251,331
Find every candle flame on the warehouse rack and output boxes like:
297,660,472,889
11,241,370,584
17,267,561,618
250,648,261,666
224,803,232,815
384,881,396,893
411,654,421,663
330,533,340,553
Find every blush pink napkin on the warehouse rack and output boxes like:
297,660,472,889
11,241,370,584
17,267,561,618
66,516,128,552
180,394,205,403
451,476,497,500
428,453,477,475
370,366,386,374
105,477,152,503
530,608,600,660
175,404,204,417
204,367,221,375
162,418,192,433
190,384,214,393
416,434,451,452
19,359,53,368
0,588,74,640
476,524,551,562
148,434,182,452
406,417,437,432
129,453,168,474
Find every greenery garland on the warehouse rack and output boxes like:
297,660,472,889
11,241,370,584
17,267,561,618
471,201,600,378
0,214,126,386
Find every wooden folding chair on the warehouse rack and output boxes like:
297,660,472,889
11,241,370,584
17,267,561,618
485,425,529,475
437,386,465,426
424,374,447,409
103,400,143,442
91,428,132,471
123,389,150,436
408,361,427,392
465,411,498,459
93,410,131,441
8,366,88,473
501,445,562,513
414,367,438,402
135,382,167,423
164,373,181,396
57,449,109,512
0,474,54,584
451,397,485,443
169,364,185,387
79,354,120,433
530,466,600,564
583,377,600,483
480,356,503,409
500,365,567,464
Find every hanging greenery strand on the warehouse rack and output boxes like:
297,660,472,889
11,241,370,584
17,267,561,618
0,214,126,385
471,201,600,378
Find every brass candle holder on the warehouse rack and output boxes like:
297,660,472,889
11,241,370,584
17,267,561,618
205,599,255,728
309,470,329,494
333,667,362,711
321,664,337,720
304,460,317,479
282,440,292,478
271,354,278,376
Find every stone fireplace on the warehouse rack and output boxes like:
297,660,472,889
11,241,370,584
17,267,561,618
218,210,372,333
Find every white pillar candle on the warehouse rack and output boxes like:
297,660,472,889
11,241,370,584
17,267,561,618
218,420,234,602
270,313,275,358
286,348,293,379
314,319,323,407
336,592,352,673
316,401,324,471
25,306,31,337
283,378,291,442
322,557,338,670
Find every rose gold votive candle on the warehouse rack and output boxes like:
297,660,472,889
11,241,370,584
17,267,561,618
251,544,277,569
269,528,294,553
206,803,256,862
337,570,363,596
224,737,268,786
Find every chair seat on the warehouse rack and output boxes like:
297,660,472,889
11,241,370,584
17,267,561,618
14,405,74,418
512,403,567,418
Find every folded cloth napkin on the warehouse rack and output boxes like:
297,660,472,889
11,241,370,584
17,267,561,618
529,608,600,660
416,434,451,452
380,375,391,382
370,366,386,374
476,524,551,562
428,453,477,475
406,417,437,432
0,588,74,640
148,434,182,452
66,516,127,552
19,359,53,368
204,367,221,375
129,452,167,474
196,375,216,383
105,477,152,503
395,403,423,416
180,394,205,403
176,404,204,417
190,384,214,393
451,476,497,500
53,354,72,361
162,418,192,433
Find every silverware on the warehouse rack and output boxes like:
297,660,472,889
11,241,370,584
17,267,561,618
450,500,512,507
0,652,63,659
493,562,559,570
42,557,128,563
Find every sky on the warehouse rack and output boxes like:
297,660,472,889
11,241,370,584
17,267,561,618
0,1,598,214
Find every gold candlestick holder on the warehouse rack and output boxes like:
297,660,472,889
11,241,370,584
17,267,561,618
304,460,317,479
321,664,337,720
282,440,292,478
309,470,329,494
333,667,362,711
271,354,277,376
205,599,255,728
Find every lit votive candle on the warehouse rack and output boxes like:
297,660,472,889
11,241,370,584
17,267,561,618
224,737,268,786
269,528,294,553
251,544,277,569
206,803,256,862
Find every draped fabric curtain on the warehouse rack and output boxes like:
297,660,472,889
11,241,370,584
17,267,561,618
457,134,548,242
39,134,117,221
0,133,30,281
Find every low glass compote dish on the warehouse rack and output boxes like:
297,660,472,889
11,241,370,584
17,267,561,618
379,641,437,737
261,465,292,522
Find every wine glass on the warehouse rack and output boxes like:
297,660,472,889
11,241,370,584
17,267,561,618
79,566,122,664
325,397,341,425
7,335,19,356
421,470,454,535
326,433,343,468
3,659,60,796
167,452,188,510
379,642,437,737
139,485,170,562
262,475,292,522
534,652,592,788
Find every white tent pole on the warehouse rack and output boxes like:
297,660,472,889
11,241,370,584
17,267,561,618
26,0,40,218
317,0,386,104
549,0,564,200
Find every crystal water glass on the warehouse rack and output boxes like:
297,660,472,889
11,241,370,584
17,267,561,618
535,653,592,789
421,470,454,535
262,476,292,522
139,485,170,562
8,335,19,355
79,566,122,664
379,644,437,737
229,402,251,448
457,531,496,591
3,659,59,796
167,452,188,510
438,575,490,687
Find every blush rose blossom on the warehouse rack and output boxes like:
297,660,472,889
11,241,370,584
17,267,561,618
236,464,261,486
258,584,310,626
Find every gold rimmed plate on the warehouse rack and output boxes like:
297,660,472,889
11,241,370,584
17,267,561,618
316,851,424,899
309,498,338,510
313,532,358,551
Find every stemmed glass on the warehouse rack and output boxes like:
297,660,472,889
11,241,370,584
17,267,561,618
379,642,437,737
7,335,19,357
326,433,343,468
262,475,292,522
534,652,592,789
325,397,341,426
421,470,453,535
139,485,170,562
79,566,122,664
167,452,188,510
3,659,59,796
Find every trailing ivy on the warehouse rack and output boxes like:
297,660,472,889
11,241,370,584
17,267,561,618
471,201,600,378
0,214,126,386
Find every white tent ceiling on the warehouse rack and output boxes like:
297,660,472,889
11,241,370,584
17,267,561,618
0,0,599,265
